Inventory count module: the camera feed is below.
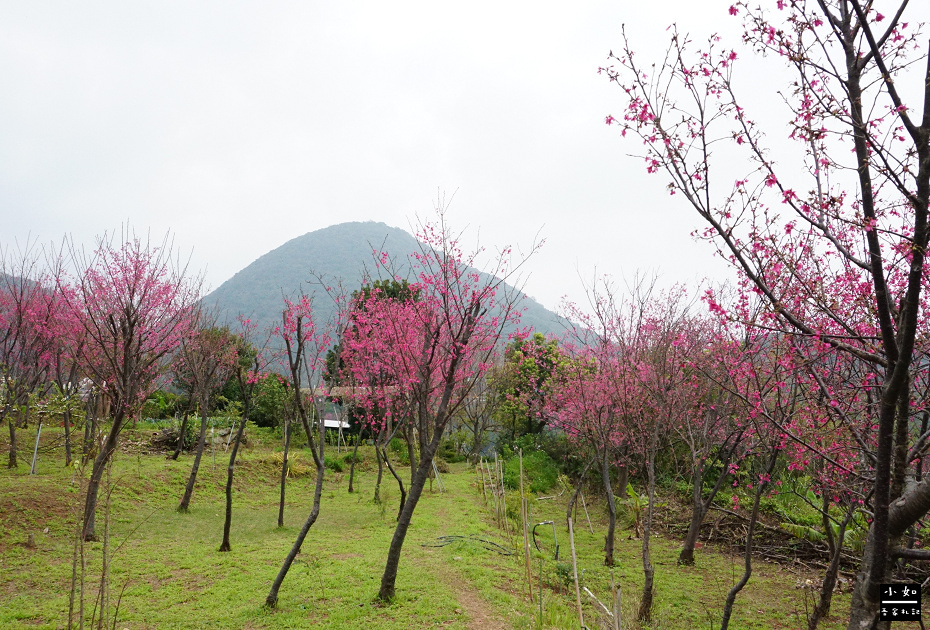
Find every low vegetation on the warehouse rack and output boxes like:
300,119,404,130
0,423,873,629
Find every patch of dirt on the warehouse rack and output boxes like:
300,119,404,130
331,552,363,561
454,584,507,630
432,565,509,630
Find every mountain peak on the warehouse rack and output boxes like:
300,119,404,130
206,221,563,338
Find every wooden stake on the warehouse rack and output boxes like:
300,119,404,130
486,459,500,527
519,449,533,602
580,491,594,534
538,555,544,625
568,517,584,629
611,569,622,630
523,498,533,602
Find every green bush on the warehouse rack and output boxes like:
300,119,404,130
503,450,558,494
437,439,466,464
343,451,364,465
388,438,411,465
325,455,344,473
141,390,187,420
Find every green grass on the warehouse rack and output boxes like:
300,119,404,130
0,425,909,629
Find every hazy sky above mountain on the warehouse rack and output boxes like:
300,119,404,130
2,1,927,314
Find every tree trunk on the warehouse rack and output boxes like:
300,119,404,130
720,448,778,630
846,532,888,630
637,435,658,622
374,430,385,504
265,397,326,608
602,447,617,567
679,461,705,566
567,457,594,527
219,417,248,552
808,501,855,630
381,446,407,521
82,398,98,465
63,409,73,467
277,420,291,528
265,452,326,607
680,436,742,566
405,425,417,485
377,433,442,602
177,410,209,513
82,410,125,541
171,413,189,460
348,427,363,493
471,422,484,464
7,416,17,469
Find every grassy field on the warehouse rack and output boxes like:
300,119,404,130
0,424,911,629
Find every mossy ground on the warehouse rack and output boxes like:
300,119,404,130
0,425,916,629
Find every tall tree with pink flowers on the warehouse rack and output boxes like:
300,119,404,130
604,0,930,624
339,209,538,602
66,231,200,541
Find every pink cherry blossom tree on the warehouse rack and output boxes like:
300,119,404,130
175,313,239,513
340,209,538,602
0,242,62,469
66,230,200,541
265,291,338,607
604,1,930,624
219,317,273,553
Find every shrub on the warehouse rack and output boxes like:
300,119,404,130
343,451,364,465
503,450,558,494
324,455,344,473
437,439,466,464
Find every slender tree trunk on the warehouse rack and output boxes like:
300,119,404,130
82,411,125,541
277,420,291,528
679,463,705,566
219,416,248,552
377,435,441,602
602,447,617,567
381,446,407,521
171,413,189,461
567,457,595,527
405,424,416,485
7,416,17,468
265,453,325,607
83,398,98,465
374,430,385,504
471,422,484,464
809,501,855,630
680,435,742,566
348,426,363,493
265,395,326,608
720,448,778,630
63,409,72,467
637,436,658,622
177,409,209,513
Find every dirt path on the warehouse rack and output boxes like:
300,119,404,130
445,570,509,630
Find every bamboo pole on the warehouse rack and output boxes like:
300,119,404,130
611,569,622,630
486,459,500,527
30,422,43,475
568,517,584,628
520,450,533,602
538,555,544,625
480,460,487,503
583,586,613,619
580,491,594,534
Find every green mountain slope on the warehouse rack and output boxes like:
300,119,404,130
204,221,565,339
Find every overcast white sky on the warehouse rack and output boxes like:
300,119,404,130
2,1,927,314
